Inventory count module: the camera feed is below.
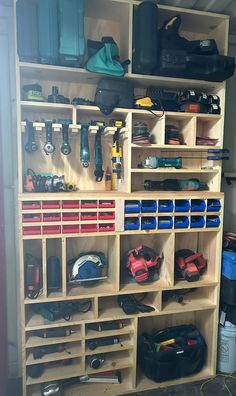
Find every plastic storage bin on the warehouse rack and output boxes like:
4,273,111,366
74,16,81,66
158,216,173,229
141,200,157,213
207,199,221,212
218,322,236,373
125,217,140,231
175,199,190,212
158,200,174,213
190,216,205,228
206,215,220,228
141,217,157,230
125,200,140,213
174,216,189,229
191,199,206,212
222,251,236,280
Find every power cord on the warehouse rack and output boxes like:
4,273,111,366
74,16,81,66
200,372,236,396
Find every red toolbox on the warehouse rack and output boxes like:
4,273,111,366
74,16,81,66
62,200,80,209
62,225,80,234
23,226,41,235
99,223,115,232
99,200,115,208
42,200,61,209
43,213,61,222
22,201,41,210
22,214,41,223
80,212,97,221
42,225,61,235
62,213,80,221
81,224,97,233
98,212,115,220
81,200,97,209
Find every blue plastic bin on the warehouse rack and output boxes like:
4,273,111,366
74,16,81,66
141,217,157,230
125,200,140,213
206,215,220,228
191,199,206,212
222,251,236,280
190,216,205,228
124,217,140,230
158,200,174,213
174,216,189,229
141,200,157,213
207,199,221,212
158,216,173,229
175,199,190,212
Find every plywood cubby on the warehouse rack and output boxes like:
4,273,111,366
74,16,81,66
66,235,119,296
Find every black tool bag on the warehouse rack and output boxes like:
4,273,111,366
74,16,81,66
138,324,206,382
95,79,134,115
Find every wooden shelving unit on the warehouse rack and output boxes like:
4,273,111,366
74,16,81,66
15,1,229,395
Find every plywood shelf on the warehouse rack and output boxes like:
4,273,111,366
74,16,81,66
16,1,227,394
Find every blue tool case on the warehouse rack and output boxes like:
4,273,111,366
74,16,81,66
222,250,236,280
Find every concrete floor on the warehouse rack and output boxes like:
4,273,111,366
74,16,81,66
7,376,236,396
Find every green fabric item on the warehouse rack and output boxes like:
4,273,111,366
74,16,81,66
86,42,125,76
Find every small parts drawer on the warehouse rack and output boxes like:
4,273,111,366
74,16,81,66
175,200,190,213
174,216,189,229
22,214,41,223
125,200,140,213
158,216,173,229
62,213,80,221
42,200,61,209
191,199,206,212
62,200,80,209
99,200,115,209
207,199,221,212
62,225,80,234
191,216,205,228
42,225,61,234
23,226,41,235
98,212,115,220
206,215,220,228
125,217,140,231
22,201,41,210
99,223,115,232
81,200,97,209
158,200,174,213
141,200,157,213
43,213,61,222
81,224,97,233
141,217,156,230
80,212,97,221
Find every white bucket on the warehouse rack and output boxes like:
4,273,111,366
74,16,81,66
218,321,236,373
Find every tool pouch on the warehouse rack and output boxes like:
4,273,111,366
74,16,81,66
138,324,206,382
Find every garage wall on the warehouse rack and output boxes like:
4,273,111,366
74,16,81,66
222,37,236,231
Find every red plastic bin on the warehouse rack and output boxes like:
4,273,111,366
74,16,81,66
62,225,80,234
81,224,97,233
62,213,80,221
99,200,115,209
42,200,61,209
62,200,80,209
43,213,61,222
81,200,97,209
23,226,41,235
22,201,41,210
42,225,61,235
99,212,115,220
22,214,41,223
99,223,115,232
80,212,97,221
